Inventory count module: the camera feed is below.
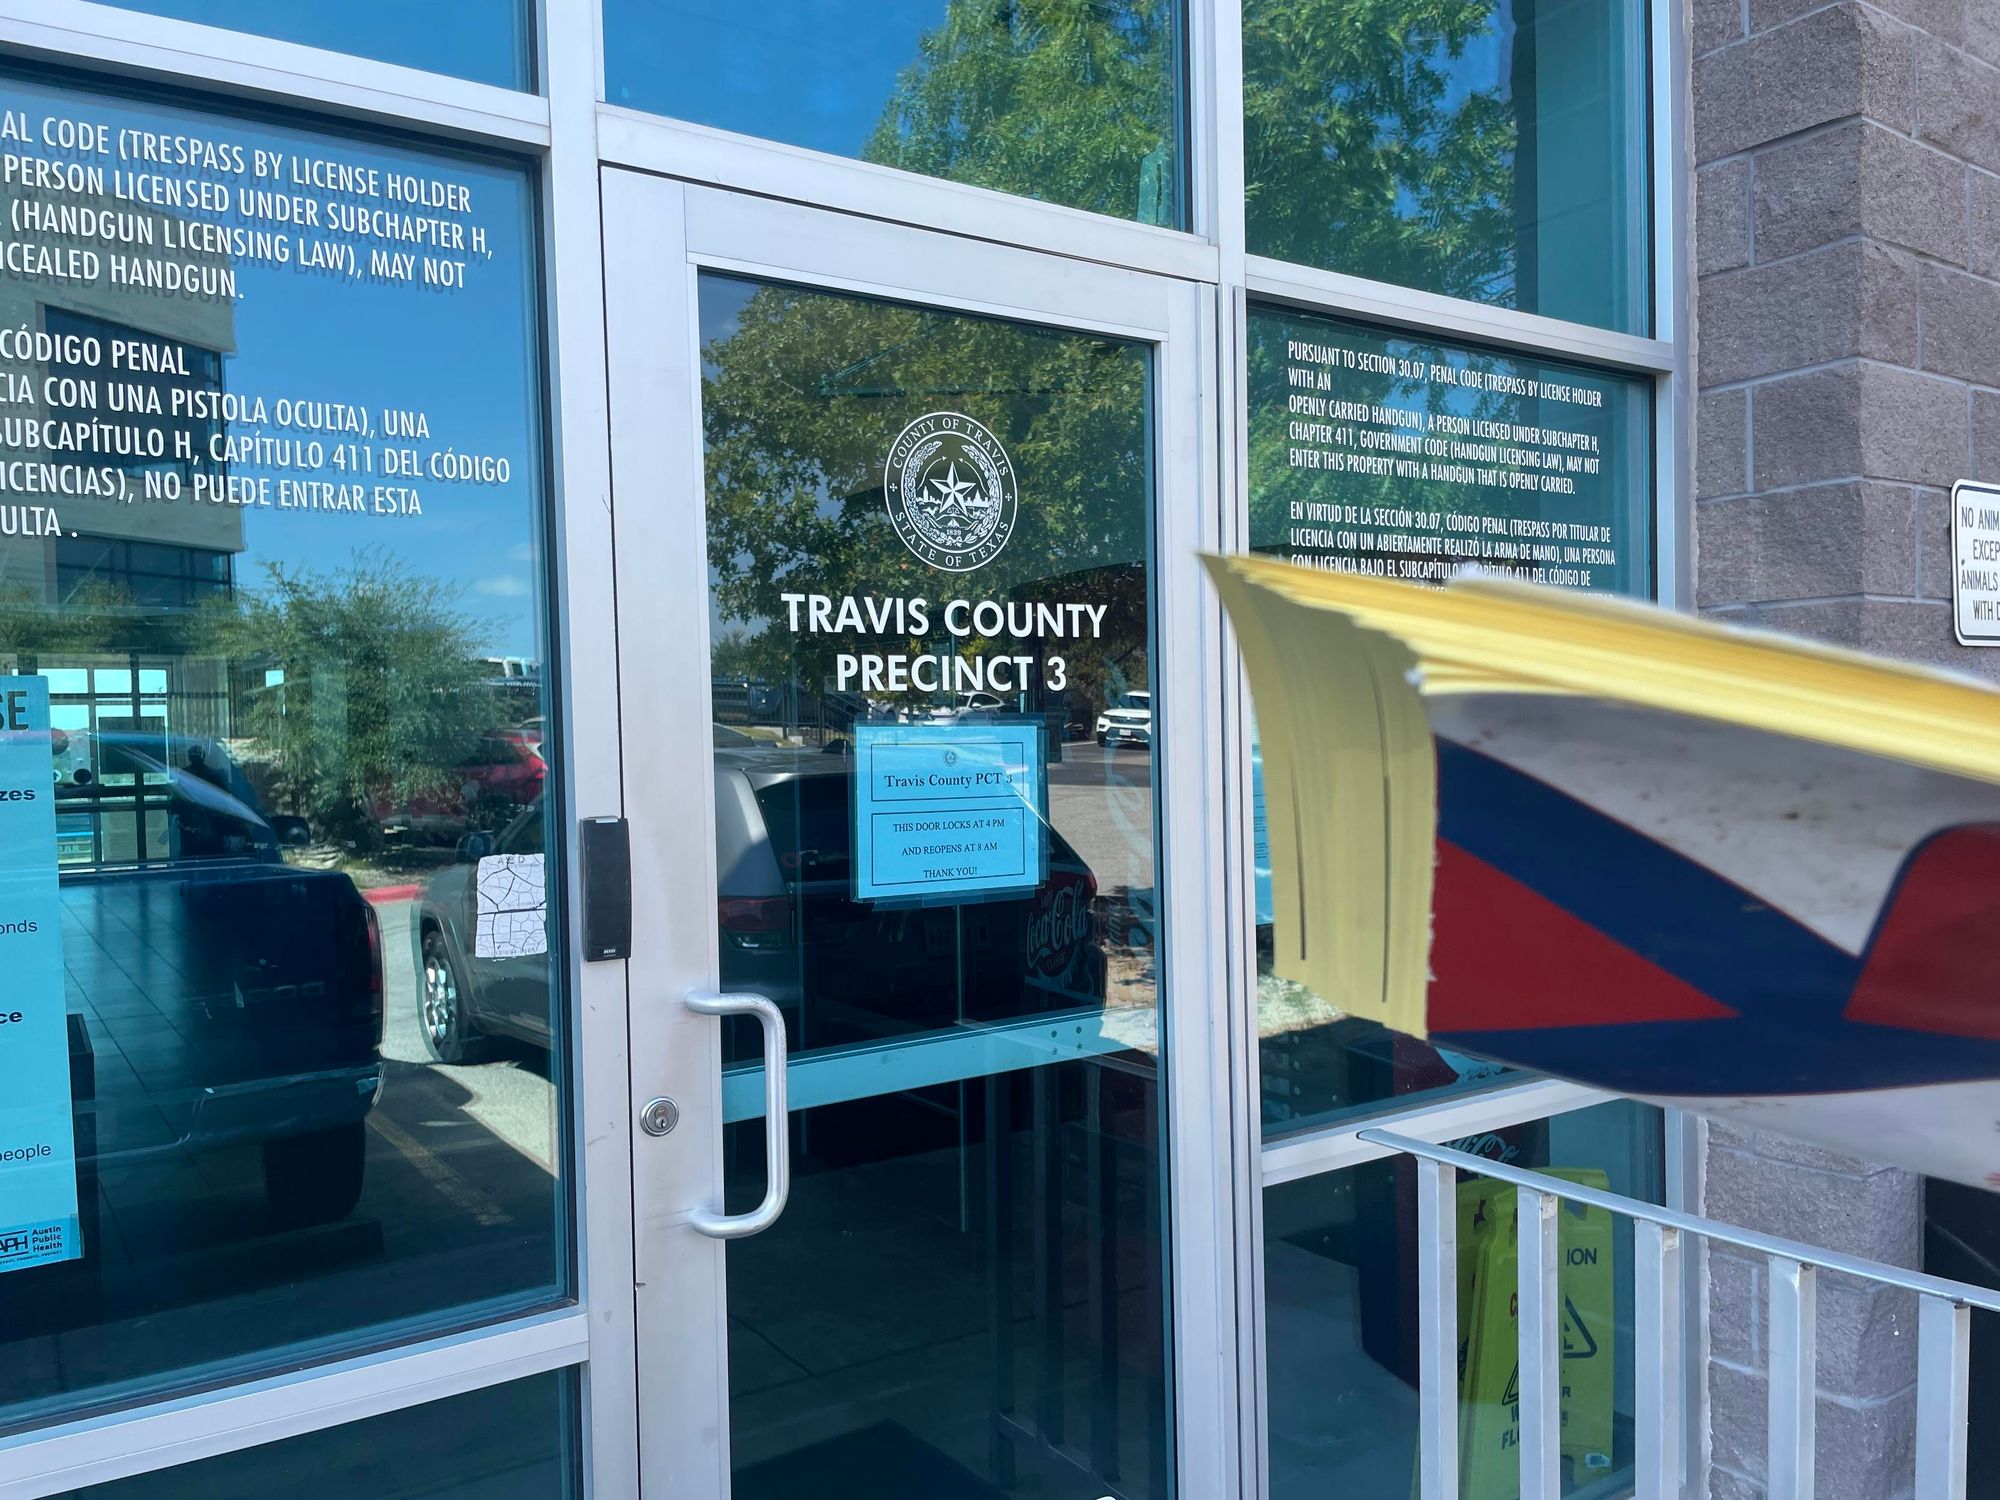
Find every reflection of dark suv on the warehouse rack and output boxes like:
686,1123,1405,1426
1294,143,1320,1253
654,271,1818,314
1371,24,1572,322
714,745,1105,1055
56,734,384,1229
410,744,1107,1066
412,801,552,1063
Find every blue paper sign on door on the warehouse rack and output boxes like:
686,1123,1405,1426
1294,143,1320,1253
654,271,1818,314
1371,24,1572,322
852,719,1046,903
0,675,81,1274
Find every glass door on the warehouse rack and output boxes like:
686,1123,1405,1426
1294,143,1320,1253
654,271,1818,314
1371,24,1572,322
601,173,1225,1500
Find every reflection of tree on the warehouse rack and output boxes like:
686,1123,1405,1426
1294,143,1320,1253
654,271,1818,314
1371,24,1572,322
207,552,500,850
0,580,155,658
710,626,766,682
1243,0,1516,302
863,0,1180,224
701,279,1150,718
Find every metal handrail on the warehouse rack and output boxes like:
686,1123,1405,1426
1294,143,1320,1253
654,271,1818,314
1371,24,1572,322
1362,1127,1982,1500
1361,1128,2000,1314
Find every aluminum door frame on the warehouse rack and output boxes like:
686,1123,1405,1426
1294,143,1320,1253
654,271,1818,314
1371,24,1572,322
601,166,1236,1499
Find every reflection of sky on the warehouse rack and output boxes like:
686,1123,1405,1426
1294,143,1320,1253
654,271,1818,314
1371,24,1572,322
606,0,961,159
697,273,752,377
7,76,547,660
95,0,526,89
1383,7,1516,265
1440,10,1514,116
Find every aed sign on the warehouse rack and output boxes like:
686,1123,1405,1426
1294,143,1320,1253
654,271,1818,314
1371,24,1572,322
0,674,81,1274
851,719,1046,904
1951,479,2000,644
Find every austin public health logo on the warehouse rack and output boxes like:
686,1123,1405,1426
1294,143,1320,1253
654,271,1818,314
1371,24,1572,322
883,411,1019,572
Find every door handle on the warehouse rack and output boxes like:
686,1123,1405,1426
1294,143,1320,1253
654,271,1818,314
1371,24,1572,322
684,989,789,1239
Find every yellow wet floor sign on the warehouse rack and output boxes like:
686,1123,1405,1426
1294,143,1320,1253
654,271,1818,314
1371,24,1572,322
1452,1171,1616,1500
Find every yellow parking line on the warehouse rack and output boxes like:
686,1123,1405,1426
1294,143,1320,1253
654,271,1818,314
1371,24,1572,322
367,1111,515,1228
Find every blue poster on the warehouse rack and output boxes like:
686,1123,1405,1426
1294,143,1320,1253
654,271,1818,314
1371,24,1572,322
852,719,1047,903
0,676,81,1273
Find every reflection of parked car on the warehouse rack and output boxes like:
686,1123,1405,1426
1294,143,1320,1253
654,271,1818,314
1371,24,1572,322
410,744,1110,1073
927,691,1006,720
56,735,383,1229
372,730,546,843
713,746,1104,1056
412,800,551,1063
1095,690,1152,748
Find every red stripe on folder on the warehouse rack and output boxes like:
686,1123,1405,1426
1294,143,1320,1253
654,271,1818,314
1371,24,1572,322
1846,823,2000,1040
1429,840,1737,1032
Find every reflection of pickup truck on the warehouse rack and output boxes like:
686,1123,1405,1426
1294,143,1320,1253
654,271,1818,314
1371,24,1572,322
57,734,384,1229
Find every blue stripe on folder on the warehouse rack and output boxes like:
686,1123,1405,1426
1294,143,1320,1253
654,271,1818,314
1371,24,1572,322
1431,741,2000,1096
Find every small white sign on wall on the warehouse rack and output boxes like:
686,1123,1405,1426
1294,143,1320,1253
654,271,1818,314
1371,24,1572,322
1951,479,2000,645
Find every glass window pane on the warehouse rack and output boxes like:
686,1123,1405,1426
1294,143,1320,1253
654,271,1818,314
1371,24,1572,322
1243,0,1650,334
606,0,1187,228
57,1369,579,1497
1245,305,1652,1136
1265,1101,1663,1500
90,1,530,90
699,272,1170,1496
0,70,564,1432
1923,1180,2000,1483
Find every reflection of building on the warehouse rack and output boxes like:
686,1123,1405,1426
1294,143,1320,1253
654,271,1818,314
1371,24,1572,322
0,177,238,863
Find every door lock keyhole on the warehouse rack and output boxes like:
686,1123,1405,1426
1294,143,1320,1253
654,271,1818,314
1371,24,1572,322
639,1097,680,1137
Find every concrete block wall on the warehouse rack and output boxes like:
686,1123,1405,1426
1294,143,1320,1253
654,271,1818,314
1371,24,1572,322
1693,0,2000,676
1700,1125,1923,1500
1687,1,2000,1495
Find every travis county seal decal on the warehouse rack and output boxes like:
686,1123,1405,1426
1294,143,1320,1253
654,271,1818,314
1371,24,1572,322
883,411,1019,572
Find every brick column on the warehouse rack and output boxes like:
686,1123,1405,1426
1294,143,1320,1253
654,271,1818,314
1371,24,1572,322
1688,2,2000,1495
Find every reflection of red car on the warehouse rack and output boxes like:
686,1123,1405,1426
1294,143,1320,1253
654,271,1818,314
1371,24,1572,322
373,731,546,842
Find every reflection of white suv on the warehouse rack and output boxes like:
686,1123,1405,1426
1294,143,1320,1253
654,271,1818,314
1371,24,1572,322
916,691,1006,723
1095,690,1152,748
